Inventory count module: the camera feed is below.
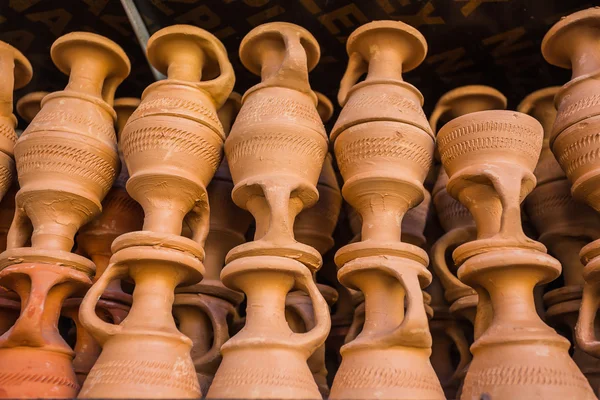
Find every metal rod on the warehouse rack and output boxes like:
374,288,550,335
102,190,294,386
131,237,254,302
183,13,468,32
119,0,166,81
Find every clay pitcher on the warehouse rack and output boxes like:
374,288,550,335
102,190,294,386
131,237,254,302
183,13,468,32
328,21,443,400
542,8,600,363
78,25,233,399
438,110,594,399
0,32,128,398
208,22,330,400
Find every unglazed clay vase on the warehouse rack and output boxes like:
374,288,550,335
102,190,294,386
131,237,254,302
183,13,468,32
174,92,251,394
208,22,330,400
429,85,507,134
60,98,143,386
0,32,127,398
427,272,471,400
519,85,600,392
328,21,443,400
542,8,600,365
287,91,341,398
438,110,594,399
78,25,233,399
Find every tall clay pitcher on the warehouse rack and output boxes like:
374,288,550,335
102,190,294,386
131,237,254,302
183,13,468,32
208,22,330,400
0,33,127,398
437,110,595,399
328,21,443,399
542,8,600,368
78,25,234,399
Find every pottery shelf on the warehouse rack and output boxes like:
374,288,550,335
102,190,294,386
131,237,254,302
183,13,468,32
2,3,600,400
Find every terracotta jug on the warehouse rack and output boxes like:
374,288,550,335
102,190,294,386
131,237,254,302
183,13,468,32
437,109,594,399
328,21,443,400
286,91,341,398
78,25,234,399
0,32,127,398
427,272,471,400
208,22,330,400
174,92,251,394
519,85,600,392
542,8,600,364
60,97,143,386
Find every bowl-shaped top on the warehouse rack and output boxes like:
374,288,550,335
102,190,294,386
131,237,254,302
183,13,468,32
437,110,543,178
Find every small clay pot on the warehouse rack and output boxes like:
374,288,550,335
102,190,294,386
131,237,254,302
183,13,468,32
438,110,594,399
223,22,328,271
328,21,443,400
209,22,331,400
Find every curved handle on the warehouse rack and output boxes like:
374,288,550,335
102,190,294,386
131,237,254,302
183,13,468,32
338,52,367,106
79,263,127,346
576,281,600,357
184,200,211,248
192,296,233,368
288,267,331,354
429,105,449,135
382,265,431,347
6,206,32,249
344,302,365,344
431,227,477,303
444,323,472,383
196,37,235,108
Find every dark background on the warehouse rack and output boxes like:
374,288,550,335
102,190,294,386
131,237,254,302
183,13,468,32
1,0,592,128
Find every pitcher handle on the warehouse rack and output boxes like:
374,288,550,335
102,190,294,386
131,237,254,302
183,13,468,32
290,267,331,355
193,296,233,368
338,52,367,106
383,264,431,348
196,36,236,108
445,323,472,383
576,281,600,357
431,227,477,303
344,301,365,344
79,263,127,346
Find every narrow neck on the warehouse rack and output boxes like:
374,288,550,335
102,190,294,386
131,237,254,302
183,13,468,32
126,266,180,333
359,271,405,335
242,271,293,335
259,41,286,83
168,49,204,81
367,47,403,82
570,28,600,80
66,57,107,99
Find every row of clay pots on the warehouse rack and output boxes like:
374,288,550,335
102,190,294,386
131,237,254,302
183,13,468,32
2,8,600,400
